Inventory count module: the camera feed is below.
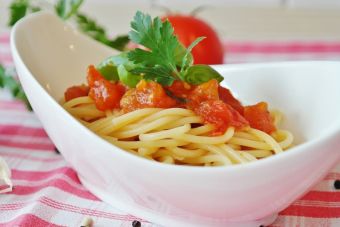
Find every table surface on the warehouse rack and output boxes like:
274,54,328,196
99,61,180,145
1,30,340,227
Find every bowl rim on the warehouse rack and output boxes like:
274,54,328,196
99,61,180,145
10,11,340,174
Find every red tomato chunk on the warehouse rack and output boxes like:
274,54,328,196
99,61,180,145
120,80,177,112
186,80,248,135
165,80,193,100
87,65,125,111
64,85,89,102
218,85,244,115
188,79,219,105
194,100,248,135
244,102,276,134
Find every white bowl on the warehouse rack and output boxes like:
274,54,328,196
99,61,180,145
11,12,340,227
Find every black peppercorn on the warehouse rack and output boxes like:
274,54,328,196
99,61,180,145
334,179,340,189
132,220,141,227
54,147,60,154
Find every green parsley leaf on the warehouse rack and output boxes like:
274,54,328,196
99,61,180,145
184,65,223,85
96,55,124,81
97,63,119,81
0,64,31,110
117,65,141,87
127,11,180,82
55,0,84,20
97,53,142,87
8,0,28,26
126,11,206,86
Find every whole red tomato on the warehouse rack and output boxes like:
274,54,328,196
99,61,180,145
164,15,224,65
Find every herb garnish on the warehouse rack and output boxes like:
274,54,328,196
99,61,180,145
98,11,223,87
127,11,205,86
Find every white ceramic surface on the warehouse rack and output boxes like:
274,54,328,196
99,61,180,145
11,12,340,227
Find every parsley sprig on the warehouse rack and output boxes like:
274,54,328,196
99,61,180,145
97,12,223,87
127,11,205,85
97,11,223,87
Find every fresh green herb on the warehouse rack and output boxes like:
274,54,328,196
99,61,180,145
124,11,221,86
8,0,29,26
117,64,141,87
184,65,223,85
127,11,187,85
0,65,31,110
97,53,141,87
55,0,83,20
96,11,224,87
76,13,129,51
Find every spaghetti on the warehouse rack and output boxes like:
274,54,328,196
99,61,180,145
62,96,294,166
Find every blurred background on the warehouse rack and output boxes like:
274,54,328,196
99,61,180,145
2,0,340,40
1,0,340,64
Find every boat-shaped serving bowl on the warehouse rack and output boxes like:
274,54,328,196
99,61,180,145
11,12,340,227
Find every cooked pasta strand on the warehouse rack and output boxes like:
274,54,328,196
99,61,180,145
63,96,294,167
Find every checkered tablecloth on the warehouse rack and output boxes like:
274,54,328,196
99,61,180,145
1,32,340,226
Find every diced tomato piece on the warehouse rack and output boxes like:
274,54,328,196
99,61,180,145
188,79,219,106
120,80,177,112
218,85,244,114
165,80,194,99
244,102,276,134
87,65,125,111
194,99,249,135
64,85,89,102
89,80,125,111
87,65,104,87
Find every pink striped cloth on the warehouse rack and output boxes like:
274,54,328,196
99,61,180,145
1,32,340,226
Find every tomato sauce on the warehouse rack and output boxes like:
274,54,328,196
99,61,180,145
65,68,276,135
